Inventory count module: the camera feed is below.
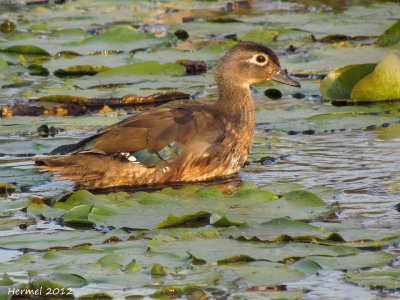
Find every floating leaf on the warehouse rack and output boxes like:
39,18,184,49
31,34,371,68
156,211,211,229
320,64,376,100
50,28,87,38
2,45,51,56
0,273,14,285
211,215,243,227
98,252,133,269
187,251,207,265
79,25,154,44
37,94,88,104
9,33,36,41
239,29,278,46
307,251,395,270
217,254,257,265
351,54,400,101
28,64,50,76
30,278,73,297
96,61,186,77
151,286,181,297
377,20,400,47
151,263,167,276
346,269,400,289
281,190,325,207
49,273,88,288
234,188,278,202
54,50,83,59
124,260,141,273
0,54,8,71
54,65,112,77
62,204,94,223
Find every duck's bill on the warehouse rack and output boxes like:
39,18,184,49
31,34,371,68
271,71,300,88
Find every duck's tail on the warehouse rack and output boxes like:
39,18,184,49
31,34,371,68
35,154,159,189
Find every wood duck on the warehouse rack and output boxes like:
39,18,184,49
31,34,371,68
35,41,300,189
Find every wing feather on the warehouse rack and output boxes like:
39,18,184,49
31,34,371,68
51,101,227,168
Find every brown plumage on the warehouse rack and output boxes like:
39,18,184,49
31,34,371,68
35,41,300,189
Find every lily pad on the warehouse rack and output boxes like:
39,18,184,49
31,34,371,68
97,61,186,77
0,54,8,71
156,211,211,229
1,45,51,56
346,269,400,289
377,20,400,47
307,251,395,270
240,29,279,47
28,64,50,76
54,65,112,77
320,64,376,100
79,25,155,44
351,54,400,101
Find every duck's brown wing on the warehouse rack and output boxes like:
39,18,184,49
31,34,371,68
38,101,227,170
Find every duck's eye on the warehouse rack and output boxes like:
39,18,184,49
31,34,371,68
256,55,266,63
249,54,269,65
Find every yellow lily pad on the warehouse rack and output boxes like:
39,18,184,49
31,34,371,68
351,54,400,101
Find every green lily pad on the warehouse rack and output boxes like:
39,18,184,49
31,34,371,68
71,61,186,89
124,260,140,273
351,54,400,101
62,204,94,223
54,50,83,59
0,273,14,285
223,218,325,242
46,273,88,288
377,20,400,47
346,269,400,289
150,284,204,297
211,215,243,227
98,251,133,269
37,94,88,104
151,238,360,264
50,29,87,39
0,54,8,71
54,65,112,77
240,29,279,47
307,251,395,270
217,254,257,265
79,25,154,44
151,263,167,276
28,64,50,76
30,278,74,297
97,61,186,77
155,211,211,229
9,33,36,41
2,45,51,56
320,64,376,100
281,190,325,207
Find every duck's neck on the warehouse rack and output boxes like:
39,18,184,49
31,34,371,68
214,80,255,126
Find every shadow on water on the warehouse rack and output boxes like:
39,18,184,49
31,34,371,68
86,174,243,194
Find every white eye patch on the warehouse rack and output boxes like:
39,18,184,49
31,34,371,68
248,54,269,66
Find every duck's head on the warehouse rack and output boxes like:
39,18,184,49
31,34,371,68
214,41,300,88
